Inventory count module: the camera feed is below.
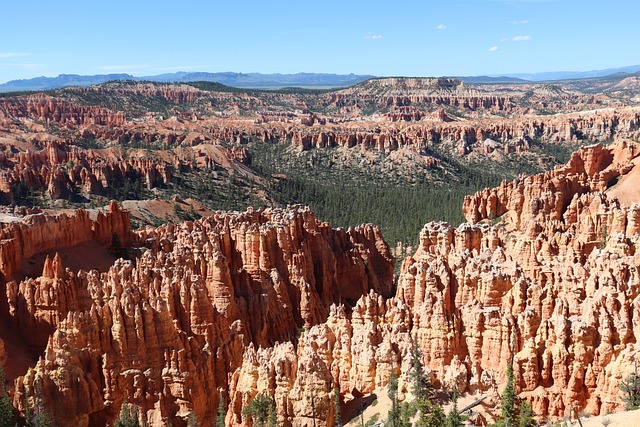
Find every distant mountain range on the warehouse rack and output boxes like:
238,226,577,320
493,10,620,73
1,64,639,93
0,72,375,93
456,65,640,84
497,64,640,82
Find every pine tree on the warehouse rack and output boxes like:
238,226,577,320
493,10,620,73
445,385,463,427
187,410,201,427
243,393,275,427
216,396,226,427
267,401,277,427
620,363,640,410
30,407,53,427
410,341,432,402
410,341,442,427
387,372,401,427
501,363,517,427
421,404,445,427
399,402,413,427
0,397,15,427
334,387,342,427
23,384,31,427
115,402,140,427
415,398,431,427
29,384,52,427
0,364,16,427
517,402,536,427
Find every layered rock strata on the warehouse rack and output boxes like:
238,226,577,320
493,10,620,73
2,85,638,161
398,140,640,418
2,206,393,426
3,141,640,426
0,94,125,126
56,108,640,154
227,140,640,424
1,77,640,426
0,139,250,203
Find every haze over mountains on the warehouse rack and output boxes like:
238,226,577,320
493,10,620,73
1,64,640,92
501,64,640,82
0,72,375,92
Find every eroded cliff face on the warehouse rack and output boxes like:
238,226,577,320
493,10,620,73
3,86,639,164
0,138,251,203
462,140,639,226
226,140,640,424
0,200,130,279
398,140,640,419
3,140,640,426
326,78,514,115
227,294,413,427
108,109,640,161
1,205,393,426
0,94,126,126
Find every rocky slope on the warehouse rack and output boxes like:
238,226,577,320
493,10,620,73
400,139,640,419
227,139,640,424
1,204,393,426
325,78,514,115
3,84,639,159
2,86,638,209
1,79,640,426
0,136,254,204
1,81,639,213
3,141,639,426
0,93,126,126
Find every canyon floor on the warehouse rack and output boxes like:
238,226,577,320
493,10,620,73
0,76,640,426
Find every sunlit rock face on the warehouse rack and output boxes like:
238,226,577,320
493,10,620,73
2,204,393,426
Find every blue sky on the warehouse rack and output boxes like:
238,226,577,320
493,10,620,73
1,0,639,82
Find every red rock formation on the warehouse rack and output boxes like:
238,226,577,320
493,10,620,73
0,200,129,279
326,78,515,113
224,140,640,424
395,140,640,419
462,140,638,226
2,83,638,165
3,206,393,426
0,139,252,202
0,94,125,126
2,80,640,426
225,288,417,427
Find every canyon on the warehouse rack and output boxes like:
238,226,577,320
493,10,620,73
1,203,393,426
1,81,639,202
1,77,640,426
0,140,639,425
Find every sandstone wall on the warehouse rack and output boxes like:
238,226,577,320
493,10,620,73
5,206,393,427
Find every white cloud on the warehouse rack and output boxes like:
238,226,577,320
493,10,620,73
363,34,382,40
0,52,28,59
512,35,531,41
511,20,529,24
436,24,447,30
488,46,499,52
